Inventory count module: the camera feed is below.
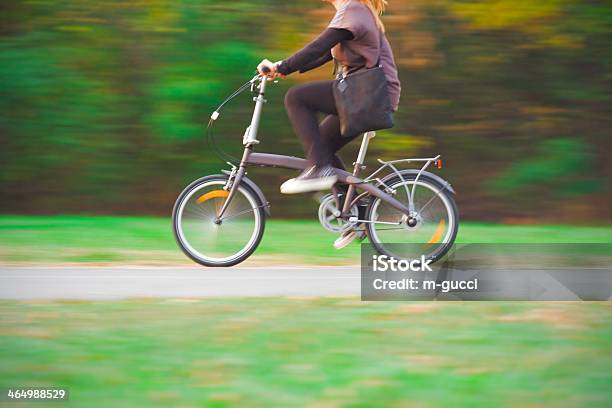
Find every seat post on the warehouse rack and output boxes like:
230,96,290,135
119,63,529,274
355,131,376,167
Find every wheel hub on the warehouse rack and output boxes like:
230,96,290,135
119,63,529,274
401,213,420,229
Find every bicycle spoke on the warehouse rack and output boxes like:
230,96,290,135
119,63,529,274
416,184,448,215
219,206,261,221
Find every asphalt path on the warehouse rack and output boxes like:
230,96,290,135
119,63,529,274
0,266,361,300
1,265,609,300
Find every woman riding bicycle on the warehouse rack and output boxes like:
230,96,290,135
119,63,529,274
257,0,401,194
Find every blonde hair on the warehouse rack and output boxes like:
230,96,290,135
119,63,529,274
360,0,388,32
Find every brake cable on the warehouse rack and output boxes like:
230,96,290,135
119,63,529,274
206,75,260,164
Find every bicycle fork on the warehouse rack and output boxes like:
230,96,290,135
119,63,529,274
215,147,252,222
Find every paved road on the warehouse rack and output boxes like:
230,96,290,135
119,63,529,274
1,265,609,301
0,266,361,300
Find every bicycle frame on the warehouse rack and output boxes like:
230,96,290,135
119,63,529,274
216,75,440,222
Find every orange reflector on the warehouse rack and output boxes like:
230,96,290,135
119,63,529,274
196,190,229,204
436,159,443,169
427,219,446,244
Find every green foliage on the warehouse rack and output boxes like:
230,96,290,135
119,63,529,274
487,138,601,196
0,0,609,220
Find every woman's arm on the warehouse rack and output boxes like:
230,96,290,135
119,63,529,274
275,28,353,76
296,50,333,74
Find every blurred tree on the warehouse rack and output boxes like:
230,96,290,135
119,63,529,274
0,0,609,221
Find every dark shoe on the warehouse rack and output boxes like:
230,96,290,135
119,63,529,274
280,165,338,194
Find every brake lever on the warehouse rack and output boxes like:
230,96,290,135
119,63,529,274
249,73,279,92
250,73,261,92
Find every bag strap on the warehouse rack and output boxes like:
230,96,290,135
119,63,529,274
376,29,384,67
335,29,385,78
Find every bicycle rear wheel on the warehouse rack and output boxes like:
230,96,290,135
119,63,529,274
172,175,265,267
366,173,458,264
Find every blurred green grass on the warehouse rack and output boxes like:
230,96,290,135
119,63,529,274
0,299,610,407
1,215,611,265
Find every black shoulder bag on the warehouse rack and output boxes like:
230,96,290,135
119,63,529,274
332,30,394,139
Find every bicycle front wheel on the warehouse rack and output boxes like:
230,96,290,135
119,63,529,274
172,175,265,267
366,174,458,264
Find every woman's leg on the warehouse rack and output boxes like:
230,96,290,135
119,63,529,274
284,80,337,167
318,114,346,170
319,114,366,249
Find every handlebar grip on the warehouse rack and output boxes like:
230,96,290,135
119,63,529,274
260,66,271,74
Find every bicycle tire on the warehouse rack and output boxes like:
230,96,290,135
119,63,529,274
365,172,459,265
172,174,266,267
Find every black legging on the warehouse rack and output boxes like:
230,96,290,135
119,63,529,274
284,80,359,170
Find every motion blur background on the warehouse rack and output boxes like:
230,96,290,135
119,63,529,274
1,0,610,222
1,3,611,405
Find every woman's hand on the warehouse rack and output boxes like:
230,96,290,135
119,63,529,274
257,59,277,76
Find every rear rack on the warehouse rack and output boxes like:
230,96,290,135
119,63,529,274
364,155,442,214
